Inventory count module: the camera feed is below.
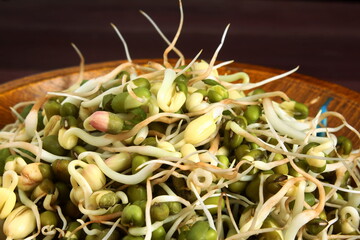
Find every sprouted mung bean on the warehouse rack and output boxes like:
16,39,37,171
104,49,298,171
1,1,360,240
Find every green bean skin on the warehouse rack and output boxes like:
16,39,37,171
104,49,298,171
127,184,147,203
149,122,167,134
264,174,288,194
246,149,265,161
167,201,182,215
224,117,246,149
123,235,145,240
207,85,229,103
244,105,262,124
151,226,166,240
250,88,266,95
85,235,100,240
175,79,188,95
245,174,261,202
195,89,207,97
0,148,11,175
121,204,145,227
64,201,82,219
216,155,230,169
259,231,281,240
102,94,116,111
42,135,67,156
36,178,55,195
55,182,71,204
96,229,121,240
336,136,352,155
85,235,97,240
111,92,128,113
178,230,188,240
61,116,79,129
235,144,250,162
20,104,34,120
106,112,125,134
302,142,320,155
259,216,283,240
272,154,289,175
44,100,61,119
133,200,147,212
133,77,151,89
132,155,150,174
186,221,217,240
240,149,265,174
305,192,316,206
107,204,123,215
305,218,328,235
226,228,237,238
98,192,120,208
116,71,130,81
71,145,87,159
52,159,71,183
60,102,79,118
62,221,84,240
309,164,326,174
289,160,309,177
229,133,244,149
130,87,151,107
150,203,170,221
141,137,158,147
40,210,59,227
228,181,247,194
203,196,225,215
38,163,54,179
89,223,105,231
111,87,151,113
293,102,309,119
202,79,222,86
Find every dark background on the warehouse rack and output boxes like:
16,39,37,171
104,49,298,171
0,0,359,92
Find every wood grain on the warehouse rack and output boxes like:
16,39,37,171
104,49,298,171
0,59,359,147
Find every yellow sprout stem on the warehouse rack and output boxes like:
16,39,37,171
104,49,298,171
162,0,184,68
63,62,133,105
102,145,181,158
263,98,327,144
79,152,161,185
60,128,112,147
228,121,343,161
18,189,41,240
292,180,306,217
2,170,18,191
78,201,108,216
68,160,93,208
0,141,70,162
144,179,153,240
109,112,190,142
55,205,67,231
190,182,216,230
140,10,185,66
188,24,230,85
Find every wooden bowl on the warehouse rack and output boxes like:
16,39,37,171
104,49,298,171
1,59,359,147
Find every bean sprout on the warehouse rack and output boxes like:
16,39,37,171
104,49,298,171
0,1,359,239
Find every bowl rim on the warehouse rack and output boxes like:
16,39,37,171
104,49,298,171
1,59,359,103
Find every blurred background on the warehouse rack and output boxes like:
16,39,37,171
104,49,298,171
0,0,359,92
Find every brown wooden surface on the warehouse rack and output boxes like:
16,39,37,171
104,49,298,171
0,59,359,147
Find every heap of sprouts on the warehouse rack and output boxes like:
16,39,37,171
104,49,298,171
0,1,359,240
